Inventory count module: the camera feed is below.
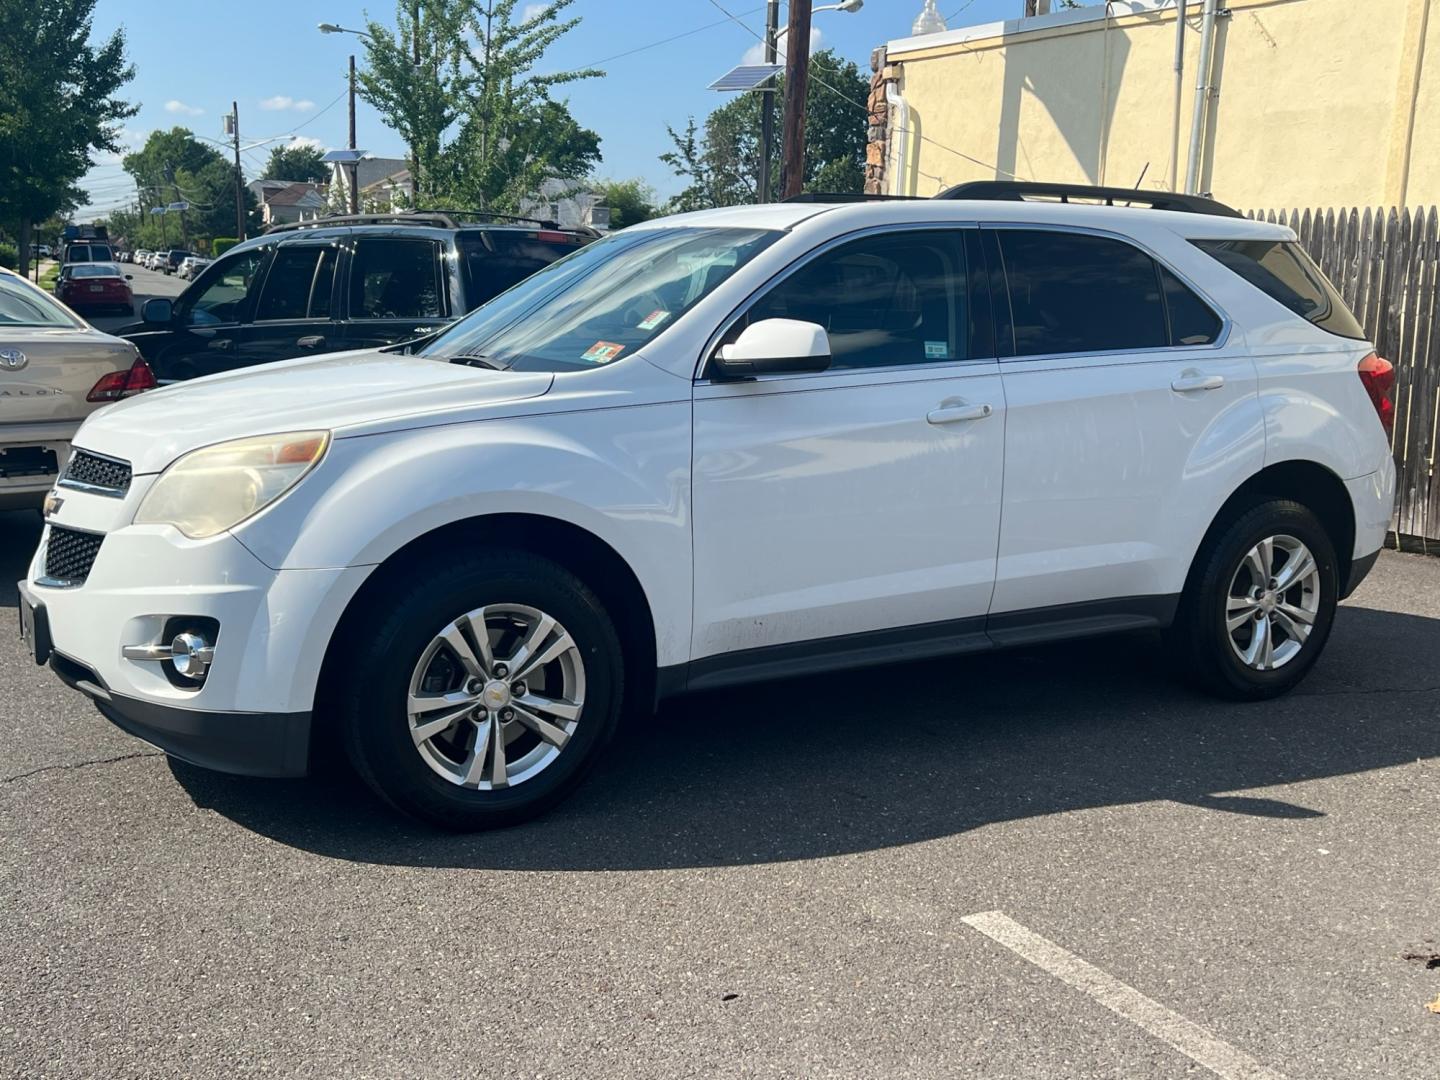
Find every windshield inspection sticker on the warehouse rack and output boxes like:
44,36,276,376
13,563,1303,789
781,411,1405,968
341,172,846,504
638,309,671,331
925,341,950,359
580,341,626,364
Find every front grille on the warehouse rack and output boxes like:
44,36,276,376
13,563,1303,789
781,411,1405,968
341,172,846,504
60,449,132,496
42,526,104,586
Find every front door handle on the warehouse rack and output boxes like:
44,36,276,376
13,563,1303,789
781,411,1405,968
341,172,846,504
206,338,232,351
296,335,327,350
927,402,994,425
1171,371,1225,392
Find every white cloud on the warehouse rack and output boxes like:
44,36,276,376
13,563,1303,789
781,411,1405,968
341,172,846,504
741,27,823,65
260,95,315,112
520,3,548,22
164,99,203,116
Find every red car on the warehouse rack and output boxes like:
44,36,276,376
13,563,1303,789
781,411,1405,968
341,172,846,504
55,261,134,316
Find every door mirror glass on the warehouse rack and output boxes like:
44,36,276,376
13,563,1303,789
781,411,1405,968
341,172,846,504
714,318,830,378
141,297,173,325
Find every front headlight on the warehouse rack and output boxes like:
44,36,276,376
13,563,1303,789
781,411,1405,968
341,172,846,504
135,431,330,539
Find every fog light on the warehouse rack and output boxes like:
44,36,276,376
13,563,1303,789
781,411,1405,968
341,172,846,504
169,633,214,680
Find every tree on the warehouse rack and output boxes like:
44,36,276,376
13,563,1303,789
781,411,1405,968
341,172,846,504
355,0,601,208
119,128,259,250
0,0,135,275
264,143,328,183
662,49,869,211
589,178,659,230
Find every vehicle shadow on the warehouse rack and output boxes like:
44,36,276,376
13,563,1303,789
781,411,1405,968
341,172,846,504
170,603,1440,871
0,509,41,609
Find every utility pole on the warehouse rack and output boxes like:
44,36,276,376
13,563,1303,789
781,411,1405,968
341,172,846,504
231,102,246,241
348,56,360,214
757,0,780,203
779,0,812,199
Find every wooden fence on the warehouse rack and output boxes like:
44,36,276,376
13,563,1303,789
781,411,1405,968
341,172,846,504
1248,207,1440,547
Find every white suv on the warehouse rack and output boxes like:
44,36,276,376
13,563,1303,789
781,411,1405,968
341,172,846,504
18,184,1396,829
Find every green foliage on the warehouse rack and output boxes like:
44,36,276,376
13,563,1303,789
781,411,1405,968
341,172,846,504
263,143,328,183
662,49,869,211
212,237,239,255
0,0,136,275
356,0,602,209
589,178,659,230
0,242,16,270
111,128,260,250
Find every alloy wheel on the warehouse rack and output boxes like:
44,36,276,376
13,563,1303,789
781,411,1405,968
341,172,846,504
1224,534,1321,672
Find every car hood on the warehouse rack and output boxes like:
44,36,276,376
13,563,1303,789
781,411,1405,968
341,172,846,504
74,349,554,474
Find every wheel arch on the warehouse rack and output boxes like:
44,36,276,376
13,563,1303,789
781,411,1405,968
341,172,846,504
314,513,661,738
1186,459,1358,602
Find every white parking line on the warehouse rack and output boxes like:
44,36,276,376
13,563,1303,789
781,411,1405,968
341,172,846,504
961,911,1288,1080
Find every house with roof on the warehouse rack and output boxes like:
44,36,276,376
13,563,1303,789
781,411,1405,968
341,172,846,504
246,179,328,227
330,156,412,212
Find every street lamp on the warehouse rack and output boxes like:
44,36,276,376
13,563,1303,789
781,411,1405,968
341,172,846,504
318,22,373,213
317,22,373,40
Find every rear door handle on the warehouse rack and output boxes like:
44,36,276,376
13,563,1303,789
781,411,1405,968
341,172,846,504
1171,371,1224,392
927,402,994,425
296,335,327,350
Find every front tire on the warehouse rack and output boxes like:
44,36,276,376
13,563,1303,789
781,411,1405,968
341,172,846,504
338,549,626,829
1167,499,1339,700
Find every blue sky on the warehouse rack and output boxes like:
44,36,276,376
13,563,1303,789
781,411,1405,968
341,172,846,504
77,0,1030,218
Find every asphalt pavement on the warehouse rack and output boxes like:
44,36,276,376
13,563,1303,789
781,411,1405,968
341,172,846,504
2,505,1437,1078
84,262,187,334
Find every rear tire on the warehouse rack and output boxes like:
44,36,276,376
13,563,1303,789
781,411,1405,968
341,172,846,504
1166,499,1339,700
337,548,626,830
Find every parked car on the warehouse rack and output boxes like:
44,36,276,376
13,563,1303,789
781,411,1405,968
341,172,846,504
0,266,154,510
61,241,115,265
54,262,134,316
177,255,211,280
19,183,1396,830
118,211,596,381
160,249,195,275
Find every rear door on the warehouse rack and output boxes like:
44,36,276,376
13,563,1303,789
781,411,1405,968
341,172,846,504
338,236,448,350
240,241,342,365
987,226,1262,628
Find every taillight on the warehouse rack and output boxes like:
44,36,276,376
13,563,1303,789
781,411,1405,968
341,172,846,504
87,357,158,403
1357,352,1395,437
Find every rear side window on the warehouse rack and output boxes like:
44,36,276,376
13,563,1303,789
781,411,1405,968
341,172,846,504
1192,239,1365,339
459,231,586,310
1158,265,1223,345
255,246,337,321
350,238,444,320
998,230,1167,355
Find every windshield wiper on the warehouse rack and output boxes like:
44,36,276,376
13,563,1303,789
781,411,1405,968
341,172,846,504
450,353,507,371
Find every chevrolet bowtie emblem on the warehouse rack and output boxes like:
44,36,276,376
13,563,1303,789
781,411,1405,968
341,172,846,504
43,491,64,518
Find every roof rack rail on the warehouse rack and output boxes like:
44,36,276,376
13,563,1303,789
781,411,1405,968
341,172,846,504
264,208,601,237
782,192,931,203
933,181,1242,218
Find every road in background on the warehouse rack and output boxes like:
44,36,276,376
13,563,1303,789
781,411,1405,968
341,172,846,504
83,262,187,335
2,506,1437,1078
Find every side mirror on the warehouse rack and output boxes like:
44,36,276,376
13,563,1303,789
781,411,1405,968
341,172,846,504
142,297,174,325
713,318,831,379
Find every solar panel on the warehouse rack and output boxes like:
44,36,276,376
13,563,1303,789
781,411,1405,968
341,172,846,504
708,63,784,92
320,149,366,164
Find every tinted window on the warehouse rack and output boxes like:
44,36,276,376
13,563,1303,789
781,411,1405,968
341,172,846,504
255,247,336,321
68,263,123,279
999,230,1167,355
744,231,968,369
1158,265,1223,345
1192,238,1366,339
350,238,443,320
459,232,585,309
183,248,267,326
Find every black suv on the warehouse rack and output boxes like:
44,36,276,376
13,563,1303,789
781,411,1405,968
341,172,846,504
120,211,596,381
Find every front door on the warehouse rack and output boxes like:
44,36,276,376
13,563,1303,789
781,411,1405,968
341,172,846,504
986,226,1263,624
135,246,269,381
691,227,1005,669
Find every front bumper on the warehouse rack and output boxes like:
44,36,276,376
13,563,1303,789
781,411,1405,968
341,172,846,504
22,495,371,776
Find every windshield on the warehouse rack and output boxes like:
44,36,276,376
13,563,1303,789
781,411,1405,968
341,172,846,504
0,273,77,327
421,226,781,372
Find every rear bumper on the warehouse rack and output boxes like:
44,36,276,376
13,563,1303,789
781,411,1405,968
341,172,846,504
49,650,310,777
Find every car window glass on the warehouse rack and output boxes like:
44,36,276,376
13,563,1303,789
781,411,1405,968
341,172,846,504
0,274,73,326
743,231,969,369
1158,265,1223,345
1191,238,1366,340
255,247,335,321
999,230,1167,355
459,232,585,309
349,238,442,319
183,249,267,327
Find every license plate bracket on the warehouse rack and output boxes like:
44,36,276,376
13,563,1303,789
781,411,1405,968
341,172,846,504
0,446,58,480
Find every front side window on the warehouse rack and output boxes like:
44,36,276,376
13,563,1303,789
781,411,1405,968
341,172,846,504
999,230,1168,356
1192,238,1365,339
0,273,76,327
740,230,969,369
183,248,267,327
349,238,443,320
422,227,780,373
255,246,337,322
